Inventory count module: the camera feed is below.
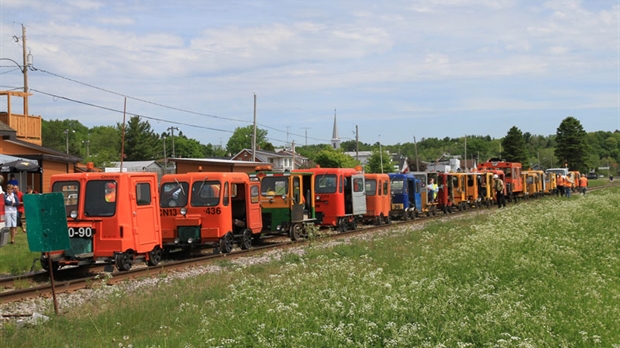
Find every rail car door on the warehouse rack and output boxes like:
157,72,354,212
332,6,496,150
130,176,160,248
291,175,304,222
351,174,367,215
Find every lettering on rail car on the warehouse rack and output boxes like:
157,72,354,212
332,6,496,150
205,207,222,215
160,208,178,217
68,227,94,238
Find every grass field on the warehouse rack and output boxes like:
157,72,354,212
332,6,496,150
2,186,619,347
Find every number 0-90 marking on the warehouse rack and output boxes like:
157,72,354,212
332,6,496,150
68,227,93,238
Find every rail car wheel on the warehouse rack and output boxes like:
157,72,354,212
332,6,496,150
115,252,133,272
147,246,162,266
379,214,385,225
240,229,253,250
349,220,358,230
40,256,59,272
289,224,303,241
220,232,234,253
252,233,263,246
338,218,348,232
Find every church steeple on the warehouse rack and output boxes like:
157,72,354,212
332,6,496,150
331,109,340,150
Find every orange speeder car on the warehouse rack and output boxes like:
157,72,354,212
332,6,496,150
42,172,162,272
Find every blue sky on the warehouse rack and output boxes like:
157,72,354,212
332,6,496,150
0,0,618,148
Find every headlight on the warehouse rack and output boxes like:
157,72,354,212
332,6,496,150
316,195,320,200
276,225,282,231
174,238,180,244
70,210,78,219
180,207,187,216
187,238,194,244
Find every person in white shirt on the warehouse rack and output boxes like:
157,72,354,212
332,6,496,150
4,184,20,244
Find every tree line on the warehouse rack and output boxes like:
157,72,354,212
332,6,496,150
42,116,618,175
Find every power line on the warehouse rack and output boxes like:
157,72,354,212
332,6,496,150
30,88,234,134
33,67,334,143
35,68,249,124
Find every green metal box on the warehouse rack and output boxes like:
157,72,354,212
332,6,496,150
23,193,70,253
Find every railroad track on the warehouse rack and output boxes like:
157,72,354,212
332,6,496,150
1,183,613,306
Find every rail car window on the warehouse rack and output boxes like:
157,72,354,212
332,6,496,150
315,174,337,194
191,181,221,207
251,185,259,203
262,177,287,197
414,174,426,187
136,183,151,205
52,181,80,217
365,179,377,196
340,176,344,193
224,182,230,206
160,181,189,208
504,168,512,178
84,180,117,217
353,178,364,192
391,178,405,194
383,181,389,196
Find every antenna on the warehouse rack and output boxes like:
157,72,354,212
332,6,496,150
301,127,310,146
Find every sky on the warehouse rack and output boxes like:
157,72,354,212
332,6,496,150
0,0,619,149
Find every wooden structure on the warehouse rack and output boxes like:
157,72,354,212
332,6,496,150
0,91,42,146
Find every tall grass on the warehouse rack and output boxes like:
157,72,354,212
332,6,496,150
0,227,40,276
2,188,620,347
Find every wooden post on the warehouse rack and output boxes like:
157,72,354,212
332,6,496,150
47,252,59,315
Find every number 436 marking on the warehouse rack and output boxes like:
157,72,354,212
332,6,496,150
205,207,221,215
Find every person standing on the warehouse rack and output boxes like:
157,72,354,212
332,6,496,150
427,178,438,203
494,174,506,208
14,185,25,233
565,174,573,198
556,174,565,197
4,184,20,244
579,174,588,195
7,174,18,187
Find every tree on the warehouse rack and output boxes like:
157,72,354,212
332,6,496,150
313,148,360,168
120,116,160,161
226,126,268,155
89,125,122,167
555,117,590,171
42,119,89,155
173,135,210,158
366,150,395,173
501,126,529,166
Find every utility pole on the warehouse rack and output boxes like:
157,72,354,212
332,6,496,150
167,126,179,158
464,135,467,172
163,136,167,174
291,140,296,170
355,125,359,161
64,129,74,154
21,24,29,116
301,127,310,146
82,140,90,157
413,136,419,171
379,135,383,174
252,94,257,162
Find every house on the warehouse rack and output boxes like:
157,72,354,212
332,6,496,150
0,90,82,192
231,148,306,171
107,161,164,180
344,151,373,166
168,157,263,174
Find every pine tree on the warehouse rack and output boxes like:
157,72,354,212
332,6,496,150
554,117,589,171
501,126,529,166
